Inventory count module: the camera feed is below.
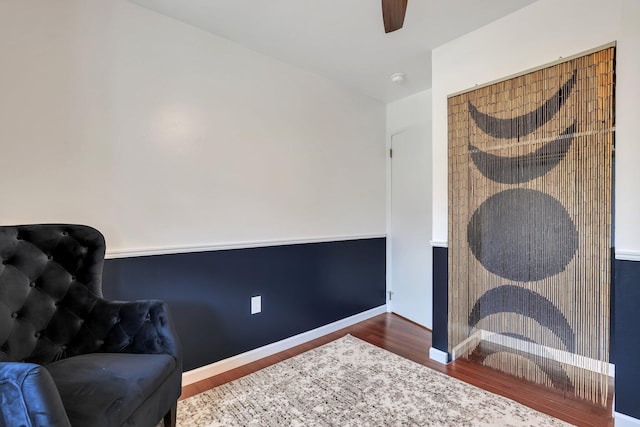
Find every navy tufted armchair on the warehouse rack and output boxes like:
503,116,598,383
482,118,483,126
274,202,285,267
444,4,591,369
0,225,182,427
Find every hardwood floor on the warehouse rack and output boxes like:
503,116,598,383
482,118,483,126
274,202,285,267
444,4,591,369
181,313,614,427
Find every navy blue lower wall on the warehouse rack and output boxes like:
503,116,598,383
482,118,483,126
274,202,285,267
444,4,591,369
432,246,448,354
614,258,640,420
102,238,386,372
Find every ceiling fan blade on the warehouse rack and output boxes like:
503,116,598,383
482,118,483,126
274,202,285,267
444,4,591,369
382,0,408,33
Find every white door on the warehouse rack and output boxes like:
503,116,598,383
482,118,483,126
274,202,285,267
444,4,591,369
390,124,432,328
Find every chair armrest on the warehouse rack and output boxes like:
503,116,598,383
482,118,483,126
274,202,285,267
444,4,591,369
0,362,71,427
83,299,182,362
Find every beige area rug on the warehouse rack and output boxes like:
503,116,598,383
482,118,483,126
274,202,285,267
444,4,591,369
177,335,571,426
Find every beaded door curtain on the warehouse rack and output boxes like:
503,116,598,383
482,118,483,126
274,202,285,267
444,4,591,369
447,46,614,405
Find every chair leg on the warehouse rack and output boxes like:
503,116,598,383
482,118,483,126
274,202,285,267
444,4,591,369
163,402,177,427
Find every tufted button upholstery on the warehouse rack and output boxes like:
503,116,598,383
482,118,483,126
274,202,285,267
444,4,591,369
0,225,106,364
0,224,182,427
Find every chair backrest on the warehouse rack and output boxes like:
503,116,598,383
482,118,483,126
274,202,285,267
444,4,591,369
0,224,105,364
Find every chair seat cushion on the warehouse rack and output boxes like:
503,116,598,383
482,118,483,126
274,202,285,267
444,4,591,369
45,353,176,427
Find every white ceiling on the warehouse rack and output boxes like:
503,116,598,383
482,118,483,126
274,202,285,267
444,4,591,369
129,0,537,103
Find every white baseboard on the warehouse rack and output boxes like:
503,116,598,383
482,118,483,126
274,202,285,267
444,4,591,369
429,347,450,364
615,412,640,427
451,330,483,361
452,329,614,376
480,330,615,377
182,305,388,386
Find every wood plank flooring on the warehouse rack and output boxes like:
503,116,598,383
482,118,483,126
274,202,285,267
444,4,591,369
180,313,614,427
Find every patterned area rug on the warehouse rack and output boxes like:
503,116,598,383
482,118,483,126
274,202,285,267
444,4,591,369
177,335,570,426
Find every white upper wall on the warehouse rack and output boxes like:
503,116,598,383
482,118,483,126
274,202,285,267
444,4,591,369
387,90,432,134
0,0,387,252
431,0,640,253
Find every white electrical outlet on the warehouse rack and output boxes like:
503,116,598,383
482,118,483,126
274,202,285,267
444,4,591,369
251,295,261,314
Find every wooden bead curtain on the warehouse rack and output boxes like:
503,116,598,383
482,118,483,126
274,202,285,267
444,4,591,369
447,46,615,405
